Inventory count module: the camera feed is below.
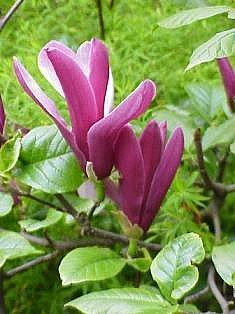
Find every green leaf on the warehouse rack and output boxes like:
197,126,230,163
228,9,235,19
66,287,178,314
230,141,235,153
0,192,14,217
150,233,205,302
202,117,235,150
178,304,200,313
127,257,151,273
159,6,230,29
186,28,235,71
0,133,21,174
59,247,126,286
153,107,195,149
0,229,42,268
18,208,63,232
212,242,235,285
17,125,83,194
185,84,227,121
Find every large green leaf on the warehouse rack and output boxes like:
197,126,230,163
185,84,227,121
186,28,235,71
202,117,235,150
66,287,178,314
0,229,42,268
159,6,230,29
18,208,63,232
17,125,83,194
59,247,126,286
228,9,235,19
212,242,235,286
0,192,14,217
150,233,205,302
0,133,21,175
230,141,235,153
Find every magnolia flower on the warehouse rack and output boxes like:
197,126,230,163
13,38,156,179
106,121,184,232
0,96,5,146
217,57,235,112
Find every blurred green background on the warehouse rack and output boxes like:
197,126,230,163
0,0,234,312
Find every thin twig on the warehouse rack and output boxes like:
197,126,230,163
4,251,59,278
224,184,235,193
109,0,115,9
0,0,24,32
0,134,6,146
0,272,5,314
95,0,105,39
208,198,223,243
20,230,114,250
16,191,63,211
88,201,100,220
208,266,230,314
216,148,229,182
55,195,161,252
184,286,209,304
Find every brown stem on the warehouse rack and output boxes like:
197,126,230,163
209,197,223,243
216,149,229,182
16,191,63,211
95,0,105,39
55,195,161,252
21,230,114,250
4,251,59,278
194,129,225,197
0,134,6,146
184,286,209,304
0,0,24,32
109,0,115,9
0,272,5,314
208,266,230,314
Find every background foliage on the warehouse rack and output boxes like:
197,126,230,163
1,0,235,313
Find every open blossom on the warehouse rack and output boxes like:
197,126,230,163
106,121,184,232
217,57,235,112
13,38,156,179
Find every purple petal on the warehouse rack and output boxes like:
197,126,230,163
45,47,98,158
88,39,109,119
140,127,184,231
159,120,167,146
217,58,235,110
78,180,97,201
77,38,111,118
0,96,5,134
13,57,86,170
104,178,121,206
88,80,156,179
104,68,114,116
139,120,162,205
76,41,91,76
38,40,76,97
114,125,145,225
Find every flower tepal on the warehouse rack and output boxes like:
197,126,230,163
106,121,184,232
217,57,235,112
13,38,156,179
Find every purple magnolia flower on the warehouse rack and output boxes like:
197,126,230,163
0,96,5,146
217,57,235,112
13,38,156,179
106,121,184,232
